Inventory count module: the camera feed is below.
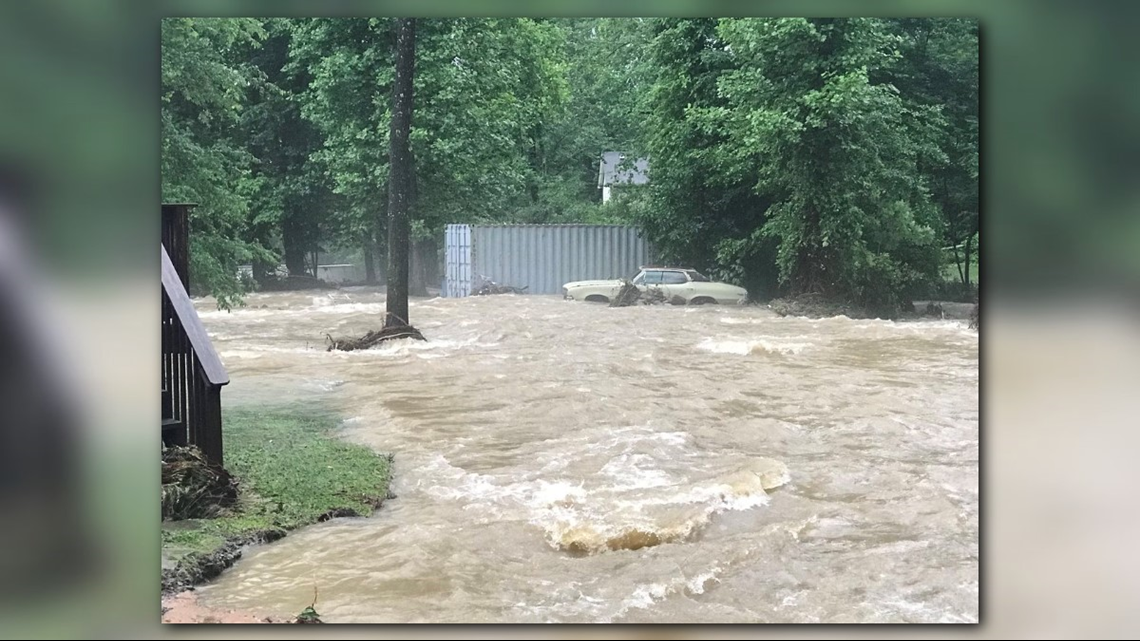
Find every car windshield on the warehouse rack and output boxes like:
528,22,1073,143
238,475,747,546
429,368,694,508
638,270,663,284
686,270,711,282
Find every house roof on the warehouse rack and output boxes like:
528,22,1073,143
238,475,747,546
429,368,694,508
598,151,649,188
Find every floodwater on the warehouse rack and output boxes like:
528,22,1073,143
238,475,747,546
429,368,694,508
190,287,978,624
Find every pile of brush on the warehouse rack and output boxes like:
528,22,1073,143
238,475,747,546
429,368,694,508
609,281,668,307
325,323,426,351
471,275,527,296
161,445,238,521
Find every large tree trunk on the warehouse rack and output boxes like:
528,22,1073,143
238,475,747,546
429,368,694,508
282,220,307,277
409,239,430,298
251,258,275,289
952,240,965,285
964,233,973,289
363,230,376,284
385,18,416,328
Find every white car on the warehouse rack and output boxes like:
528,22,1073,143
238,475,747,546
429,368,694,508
562,266,748,305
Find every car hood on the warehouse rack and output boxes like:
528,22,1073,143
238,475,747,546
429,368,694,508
563,279,623,288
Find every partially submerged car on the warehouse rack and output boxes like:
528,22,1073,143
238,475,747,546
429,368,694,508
562,266,748,305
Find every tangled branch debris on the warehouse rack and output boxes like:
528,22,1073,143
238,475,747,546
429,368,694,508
326,326,426,351
472,275,527,296
162,445,238,521
768,293,868,319
609,280,668,307
609,281,640,307
924,302,945,318
326,313,426,351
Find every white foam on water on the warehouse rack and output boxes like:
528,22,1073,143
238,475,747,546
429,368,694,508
302,296,386,314
686,568,722,595
598,453,673,489
612,563,727,620
696,337,811,356
718,316,774,325
218,345,327,359
303,378,344,391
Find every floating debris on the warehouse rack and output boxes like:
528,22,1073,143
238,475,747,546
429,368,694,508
472,275,527,296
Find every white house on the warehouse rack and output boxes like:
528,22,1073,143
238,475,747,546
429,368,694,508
598,151,649,203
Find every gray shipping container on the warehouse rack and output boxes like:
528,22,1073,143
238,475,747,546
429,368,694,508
443,224,654,297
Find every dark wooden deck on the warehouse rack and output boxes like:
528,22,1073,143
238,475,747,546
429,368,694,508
161,204,228,465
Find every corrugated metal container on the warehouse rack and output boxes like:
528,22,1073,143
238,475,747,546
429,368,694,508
443,224,654,297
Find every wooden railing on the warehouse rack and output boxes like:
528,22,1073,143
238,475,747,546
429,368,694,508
161,243,228,465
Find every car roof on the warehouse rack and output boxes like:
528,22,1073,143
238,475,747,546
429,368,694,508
639,265,694,271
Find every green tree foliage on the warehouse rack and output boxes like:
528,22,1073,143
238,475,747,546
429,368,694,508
293,18,567,248
882,18,979,289
288,18,391,262
639,18,974,314
161,17,273,308
240,18,338,281
635,19,779,298
717,18,944,314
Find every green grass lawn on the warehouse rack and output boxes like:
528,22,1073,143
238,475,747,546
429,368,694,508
161,408,392,589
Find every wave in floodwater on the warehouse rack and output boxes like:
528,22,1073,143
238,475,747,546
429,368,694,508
544,463,791,554
419,424,790,555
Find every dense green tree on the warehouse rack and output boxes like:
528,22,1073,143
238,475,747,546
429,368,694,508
714,18,944,314
241,18,339,283
289,18,391,285
882,18,979,289
637,18,952,314
635,18,779,298
161,17,271,308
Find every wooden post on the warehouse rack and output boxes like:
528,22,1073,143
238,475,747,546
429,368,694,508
161,203,195,291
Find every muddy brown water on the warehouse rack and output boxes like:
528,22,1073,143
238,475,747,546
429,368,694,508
189,288,978,624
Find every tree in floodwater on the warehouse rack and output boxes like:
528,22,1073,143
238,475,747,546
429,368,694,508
385,18,416,331
327,18,425,350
